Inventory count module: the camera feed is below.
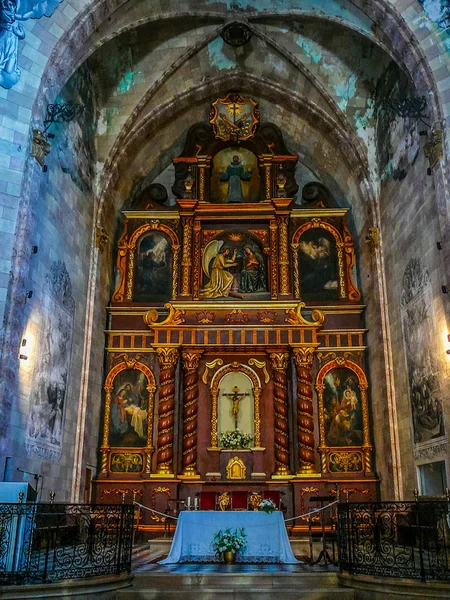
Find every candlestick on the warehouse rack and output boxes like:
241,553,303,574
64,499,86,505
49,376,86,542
194,497,199,510
187,496,191,510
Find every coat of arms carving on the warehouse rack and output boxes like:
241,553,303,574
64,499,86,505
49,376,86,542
210,93,259,141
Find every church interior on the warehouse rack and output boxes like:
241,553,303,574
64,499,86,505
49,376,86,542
0,0,450,596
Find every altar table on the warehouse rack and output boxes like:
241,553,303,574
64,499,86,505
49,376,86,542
159,511,299,564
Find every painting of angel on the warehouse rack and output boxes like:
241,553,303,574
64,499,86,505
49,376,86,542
200,239,238,299
298,228,339,301
134,232,172,302
0,0,64,89
323,368,363,447
109,370,149,448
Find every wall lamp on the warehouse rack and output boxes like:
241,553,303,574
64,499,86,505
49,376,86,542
32,246,38,254
19,339,28,360
26,290,33,299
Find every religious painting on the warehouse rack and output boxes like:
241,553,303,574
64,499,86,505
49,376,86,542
25,262,74,461
210,148,260,204
323,368,363,447
133,231,172,302
109,369,148,447
298,228,339,301
200,232,268,300
401,259,445,444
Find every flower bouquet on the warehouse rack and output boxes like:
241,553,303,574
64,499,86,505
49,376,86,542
212,527,247,563
219,429,253,449
258,499,277,514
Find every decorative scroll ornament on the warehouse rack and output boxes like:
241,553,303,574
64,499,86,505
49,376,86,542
110,453,143,473
151,487,171,522
248,358,270,383
196,310,216,324
256,310,277,324
328,451,363,473
201,359,224,384
210,93,259,141
226,309,248,323
144,303,186,328
285,302,324,327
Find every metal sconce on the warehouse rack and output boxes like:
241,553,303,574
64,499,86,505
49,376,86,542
31,102,84,172
19,339,28,361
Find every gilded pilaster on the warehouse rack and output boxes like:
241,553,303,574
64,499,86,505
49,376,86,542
277,216,290,296
180,217,193,296
269,220,278,299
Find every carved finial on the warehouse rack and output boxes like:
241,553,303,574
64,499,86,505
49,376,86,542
18,491,24,503
276,165,286,197
183,167,195,199
31,129,51,171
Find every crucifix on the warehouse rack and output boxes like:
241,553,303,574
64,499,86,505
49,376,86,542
222,386,249,429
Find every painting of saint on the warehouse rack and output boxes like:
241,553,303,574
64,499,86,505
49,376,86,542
134,232,172,302
298,229,339,301
323,368,363,447
210,148,260,203
219,155,252,203
109,370,148,447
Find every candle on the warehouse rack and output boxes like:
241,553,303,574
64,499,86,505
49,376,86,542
194,497,199,509
187,496,191,509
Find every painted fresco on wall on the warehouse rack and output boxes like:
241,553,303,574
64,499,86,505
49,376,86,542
25,262,74,461
200,232,268,299
323,367,363,447
210,148,260,203
0,0,64,89
133,232,172,302
299,228,339,301
109,369,148,447
401,259,445,444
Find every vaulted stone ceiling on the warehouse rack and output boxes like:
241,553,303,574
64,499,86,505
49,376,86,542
45,0,428,233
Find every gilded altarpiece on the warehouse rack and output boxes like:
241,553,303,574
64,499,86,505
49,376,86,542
95,95,377,531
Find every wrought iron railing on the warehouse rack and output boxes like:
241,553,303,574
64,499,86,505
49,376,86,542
0,503,134,584
337,501,450,582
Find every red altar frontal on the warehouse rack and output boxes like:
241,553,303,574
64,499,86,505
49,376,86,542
94,94,377,532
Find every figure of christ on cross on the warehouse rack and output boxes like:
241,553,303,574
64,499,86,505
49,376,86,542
222,386,249,429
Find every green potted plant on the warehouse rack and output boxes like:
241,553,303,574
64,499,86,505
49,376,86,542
212,527,247,564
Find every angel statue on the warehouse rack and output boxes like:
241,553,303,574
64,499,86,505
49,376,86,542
0,0,63,89
199,240,238,299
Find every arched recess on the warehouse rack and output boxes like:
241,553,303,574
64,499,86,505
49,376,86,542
101,360,156,476
112,221,180,303
315,358,371,476
210,363,262,449
292,220,359,302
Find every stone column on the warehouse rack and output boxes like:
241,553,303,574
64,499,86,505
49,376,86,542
156,347,179,476
269,351,291,476
181,350,203,477
293,347,317,474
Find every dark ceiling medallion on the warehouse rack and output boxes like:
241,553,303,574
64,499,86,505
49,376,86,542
221,21,253,47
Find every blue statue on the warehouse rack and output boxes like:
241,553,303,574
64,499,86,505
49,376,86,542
219,155,252,203
0,0,64,89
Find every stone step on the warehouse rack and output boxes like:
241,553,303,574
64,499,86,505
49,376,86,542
117,571,354,599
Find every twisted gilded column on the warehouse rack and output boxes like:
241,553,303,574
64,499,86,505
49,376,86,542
293,347,317,474
156,347,179,476
269,351,291,476
180,217,193,297
277,216,290,296
181,350,202,477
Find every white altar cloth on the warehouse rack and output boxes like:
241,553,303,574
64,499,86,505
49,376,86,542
159,510,299,564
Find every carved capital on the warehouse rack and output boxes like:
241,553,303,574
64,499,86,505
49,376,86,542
182,350,203,371
269,352,289,371
293,347,315,369
157,347,179,369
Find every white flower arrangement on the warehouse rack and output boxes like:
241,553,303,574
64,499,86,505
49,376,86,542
212,527,247,556
258,499,277,514
219,429,253,449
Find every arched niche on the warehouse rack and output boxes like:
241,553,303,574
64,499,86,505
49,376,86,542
112,222,180,303
292,220,359,302
210,363,262,448
315,358,371,475
101,361,156,475
218,372,255,439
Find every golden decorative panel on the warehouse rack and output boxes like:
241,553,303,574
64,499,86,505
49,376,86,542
225,457,247,480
